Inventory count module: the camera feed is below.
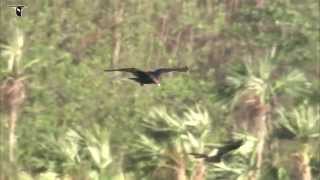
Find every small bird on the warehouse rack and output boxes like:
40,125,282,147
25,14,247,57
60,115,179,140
189,139,244,163
104,66,189,86
8,5,26,17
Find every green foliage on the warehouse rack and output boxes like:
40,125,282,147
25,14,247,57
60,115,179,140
0,0,319,179
130,106,211,178
207,134,258,180
226,49,310,107
277,103,320,141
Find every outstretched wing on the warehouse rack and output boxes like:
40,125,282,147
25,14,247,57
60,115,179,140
189,140,243,163
217,140,243,156
104,68,147,77
152,66,189,76
189,152,221,163
189,153,208,159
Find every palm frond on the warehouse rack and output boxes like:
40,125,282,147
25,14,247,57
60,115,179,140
276,103,320,141
1,29,24,73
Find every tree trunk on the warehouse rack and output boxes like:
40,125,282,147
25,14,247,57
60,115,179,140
1,78,26,163
111,1,124,67
255,139,264,170
233,95,269,180
9,107,18,162
256,0,264,8
191,160,206,180
291,149,312,180
175,152,187,180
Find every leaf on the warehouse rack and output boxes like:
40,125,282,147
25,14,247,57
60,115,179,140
18,171,33,180
87,146,101,167
23,58,40,70
37,172,58,180
187,132,199,148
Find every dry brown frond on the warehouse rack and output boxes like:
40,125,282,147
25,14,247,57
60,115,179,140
0,77,26,112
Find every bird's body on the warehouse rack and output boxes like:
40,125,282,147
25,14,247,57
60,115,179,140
8,5,25,16
189,139,244,163
104,67,188,86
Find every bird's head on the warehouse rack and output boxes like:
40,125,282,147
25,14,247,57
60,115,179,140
150,75,161,86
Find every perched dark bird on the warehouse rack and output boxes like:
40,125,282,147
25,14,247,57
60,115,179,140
104,66,189,86
189,139,244,163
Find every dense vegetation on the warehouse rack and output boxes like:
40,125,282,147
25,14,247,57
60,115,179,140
0,0,319,179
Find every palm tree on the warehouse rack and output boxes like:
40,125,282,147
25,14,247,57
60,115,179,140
0,29,39,179
58,125,123,179
274,103,319,180
225,47,310,179
1,29,27,163
130,105,210,180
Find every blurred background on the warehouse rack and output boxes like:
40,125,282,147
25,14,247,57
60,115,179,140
0,0,319,179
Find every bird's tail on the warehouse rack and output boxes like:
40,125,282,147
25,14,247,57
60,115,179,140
128,78,143,86
182,66,189,71
104,68,137,73
104,68,125,72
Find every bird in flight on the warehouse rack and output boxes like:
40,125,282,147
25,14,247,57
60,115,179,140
104,66,189,86
189,139,244,163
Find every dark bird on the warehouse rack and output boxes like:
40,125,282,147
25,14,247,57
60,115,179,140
104,66,189,86
189,139,244,163
8,5,25,16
